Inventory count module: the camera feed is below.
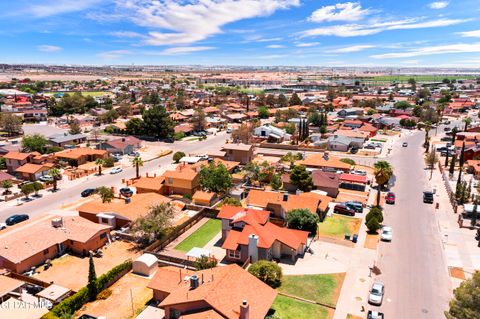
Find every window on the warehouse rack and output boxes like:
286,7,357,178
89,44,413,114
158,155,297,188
228,250,241,259
43,249,49,255
101,218,109,224
100,233,107,239
167,177,173,185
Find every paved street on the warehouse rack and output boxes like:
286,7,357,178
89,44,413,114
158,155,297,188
375,130,451,318
0,132,229,221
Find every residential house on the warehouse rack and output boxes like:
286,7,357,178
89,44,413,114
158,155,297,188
132,175,165,194
192,191,217,206
221,143,254,164
0,171,14,183
336,108,363,118
339,173,368,192
299,153,351,172
327,135,361,152
174,123,194,136
23,109,48,122
97,136,142,155
311,170,340,197
54,148,108,166
48,133,87,148
15,162,55,181
78,192,171,228
3,152,41,174
0,216,110,274
162,165,200,196
147,264,276,319
253,124,291,142
218,205,309,263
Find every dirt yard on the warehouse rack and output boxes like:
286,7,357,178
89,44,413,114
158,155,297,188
34,241,141,291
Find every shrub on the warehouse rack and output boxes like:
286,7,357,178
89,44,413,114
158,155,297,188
286,208,319,234
248,260,283,288
173,151,186,163
222,197,242,207
340,158,356,165
366,217,381,234
366,207,383,224
103,157,115,168
174,132,185,140
193,255,218,270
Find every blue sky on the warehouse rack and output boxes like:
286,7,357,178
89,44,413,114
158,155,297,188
1,0,480,66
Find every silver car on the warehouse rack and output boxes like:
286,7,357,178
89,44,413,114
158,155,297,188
381,226,393,242
368,282,385,306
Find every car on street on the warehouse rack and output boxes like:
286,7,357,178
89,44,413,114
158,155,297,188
423,191,434,204
110,167,123,174
402,142,408,147
39,175,53,182
381,226,393,241
385,192,395,204
368,282,385,306
345,201,363,213
368,310,385,319
5,214,29,226
0,223,6,230
440,136,452,142
193,131,207,137
364,144,376,150
119,187,134,197
81,188,96,197
128,152,140,157
350,169,367,176
333,204,356,216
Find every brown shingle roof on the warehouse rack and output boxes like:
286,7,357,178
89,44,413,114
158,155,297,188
246,189,321,214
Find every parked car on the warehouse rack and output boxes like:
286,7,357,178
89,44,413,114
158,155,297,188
381,226,393,241
0,223,6,230
345,201,363,213
368,310,385,319
39,175,53,182
81,188,96,197
444,127,451,131
226,128,233,134
110,167,123,174
119,187,134,197
350,147,358,154
423,191,434,204
440,136,452,142
5,214,29,226
402,142,408,147
364,145,376,150
193,131,207,137
128,152,140,157
350,170,367,176
385,192,395,204
333,204,356,216
368,282,385,306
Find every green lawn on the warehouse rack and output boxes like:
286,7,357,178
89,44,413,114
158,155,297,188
270,295,329,319
174,218,221,252
317,215,361,240
278,273,345,307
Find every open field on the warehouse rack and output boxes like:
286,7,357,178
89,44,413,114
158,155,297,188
271,295,329,319
174,218,221,252
359,75,476,83
318,215,362,240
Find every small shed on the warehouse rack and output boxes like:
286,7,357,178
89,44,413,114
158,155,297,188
36,284,71,303
133,254,158,277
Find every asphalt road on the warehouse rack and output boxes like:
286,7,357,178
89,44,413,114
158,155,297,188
0,132,229,221
374,130,451,318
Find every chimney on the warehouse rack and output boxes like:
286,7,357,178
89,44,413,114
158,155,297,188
240,300,250,319
248,234,259,263
283,192,289,202
190,275,199,289
51,217,63,228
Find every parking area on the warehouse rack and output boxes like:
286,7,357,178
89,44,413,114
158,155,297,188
34,240,141,291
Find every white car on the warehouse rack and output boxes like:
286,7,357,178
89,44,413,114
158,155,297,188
381,226,393,242
0,223,6,230
350,170,367,176
39,175,53,182
368,282,385,306
110,167,123,174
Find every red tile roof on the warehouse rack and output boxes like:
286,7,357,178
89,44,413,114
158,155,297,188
217,206,270,225
340,173,367,184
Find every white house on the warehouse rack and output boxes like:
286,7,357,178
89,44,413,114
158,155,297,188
254,124,291,142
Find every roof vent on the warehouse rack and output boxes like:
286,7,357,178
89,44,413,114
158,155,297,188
51,218,63,228
190,275,199,289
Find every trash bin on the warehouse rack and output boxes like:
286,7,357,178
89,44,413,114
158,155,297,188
345,234,351,240
352,234,358,243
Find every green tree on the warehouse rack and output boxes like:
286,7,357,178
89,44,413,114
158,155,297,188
96,186,114,203
172,151,185,163
281,152,301,169
32,181,43,196
366,217,381,234
69,119,82,135
49,168,62,191
192,108,207,131
257,106,269,119
95,158,105,175
425,147,439,179
340,158,356,166
22,134,48,153
463,117,472,132
289,92,302,106
199,162,232,194
366,207,384,224
2,180,13,195
289,165,313,192
459,142,466,169
193,255,217,270
125,118,144,135
445,271,480,319
394,101,413,110
0,113,22,136
222,197,242,207
286,208,319,234
20,183,34,200
373,161,394,207
0,157,5,170
132,203,175,242
270,174,283,190
131,155,143,179
277,94,288,108
449,154,457,175
87,255,98,301
248,260,283,288
142,105,174,139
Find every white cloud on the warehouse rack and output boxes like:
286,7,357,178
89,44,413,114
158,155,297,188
428,1,449,9
161,46,215,55
331,44,375,53
295,42,320,47
37,45,62,52
110,31,145,38
371,43,480,59
299,18,464,38
114,0,299,46
266,44,285,49
29,0,101,17
97,50,131,59
309,2,370,23
458,30,480,37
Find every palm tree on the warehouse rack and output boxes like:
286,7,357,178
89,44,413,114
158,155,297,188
131,155,144,179
463,117,472,132
49,168,61,191
96,186,114,203
374,161,394,207
95,158,105,175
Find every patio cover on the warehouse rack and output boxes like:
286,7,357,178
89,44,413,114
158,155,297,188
186,247,211,259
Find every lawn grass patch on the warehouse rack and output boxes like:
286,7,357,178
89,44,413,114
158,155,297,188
317,215,361,240
271,295,329,319
278,273,345,307
174,219,221,252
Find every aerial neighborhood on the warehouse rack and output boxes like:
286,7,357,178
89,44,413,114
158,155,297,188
0,67,479,319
